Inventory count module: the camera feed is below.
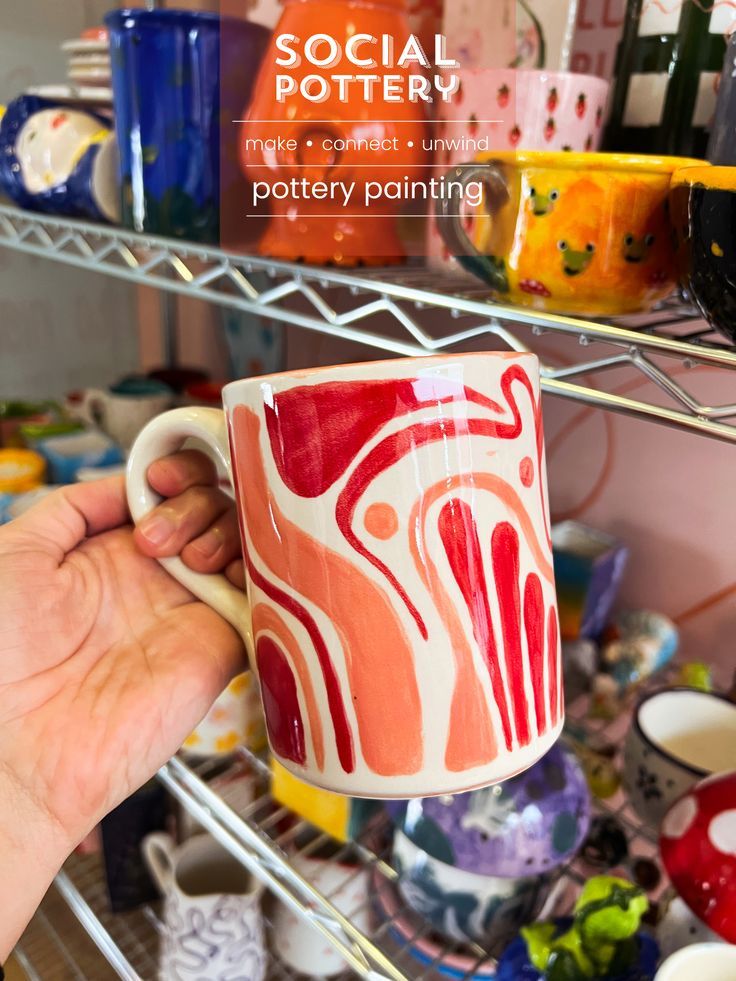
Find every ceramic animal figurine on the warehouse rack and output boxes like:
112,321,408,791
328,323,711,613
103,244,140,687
497,876,660,981
0,95,118,222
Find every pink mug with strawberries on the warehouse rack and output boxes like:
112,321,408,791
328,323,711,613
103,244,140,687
428,68,610,266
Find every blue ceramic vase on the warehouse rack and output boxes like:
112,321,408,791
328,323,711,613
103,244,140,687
0,96,118,222
105,9,269,243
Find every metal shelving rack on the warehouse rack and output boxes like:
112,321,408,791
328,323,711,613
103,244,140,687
2,204,736,443
1,204,726,979
14,687,667,981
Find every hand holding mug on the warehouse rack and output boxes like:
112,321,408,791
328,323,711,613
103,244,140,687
0,451,245,959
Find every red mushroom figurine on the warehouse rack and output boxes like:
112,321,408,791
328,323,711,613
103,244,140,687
660,770,736,943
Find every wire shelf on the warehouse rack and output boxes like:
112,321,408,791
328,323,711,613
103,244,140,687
1,205,736,443
14,677,669,981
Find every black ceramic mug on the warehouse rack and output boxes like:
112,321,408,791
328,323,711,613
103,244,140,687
708,31,736,165
670,165,736,343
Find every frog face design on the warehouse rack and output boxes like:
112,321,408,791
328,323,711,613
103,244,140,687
558,239,595,276
528,186,559,217
622,232,655,263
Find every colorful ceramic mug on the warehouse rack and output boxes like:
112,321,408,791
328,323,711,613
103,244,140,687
670,166,736,344
623,688,736,827
437,151,707,316
427,68,610,268
660,770,736,944
0,95,119,222
126,353,561,798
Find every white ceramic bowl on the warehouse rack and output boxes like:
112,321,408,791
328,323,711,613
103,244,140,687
623,688,736,827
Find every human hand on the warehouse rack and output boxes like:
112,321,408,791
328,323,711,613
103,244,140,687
0,450,244,954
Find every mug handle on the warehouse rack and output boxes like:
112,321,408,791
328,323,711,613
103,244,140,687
76,388,108,428
436,163,511,287
141,831,177,895
126,407,253,658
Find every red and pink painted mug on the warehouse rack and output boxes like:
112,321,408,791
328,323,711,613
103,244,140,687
126,354,562,798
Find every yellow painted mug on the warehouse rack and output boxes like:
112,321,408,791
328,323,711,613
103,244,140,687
437,151,706,316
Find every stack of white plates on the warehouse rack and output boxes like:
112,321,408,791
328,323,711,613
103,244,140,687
62,33,111,87
27,30,113,109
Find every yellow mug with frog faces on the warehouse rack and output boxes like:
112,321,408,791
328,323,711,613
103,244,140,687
437,151,707,316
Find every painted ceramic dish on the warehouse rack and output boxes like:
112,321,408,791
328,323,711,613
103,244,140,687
0,95,118,222
371,869,497,978
106,9,269,243
437,151,707,316
660,770,736,943
623,689,736,828
497,918,660,980
386,744,591,878
670,166,736,344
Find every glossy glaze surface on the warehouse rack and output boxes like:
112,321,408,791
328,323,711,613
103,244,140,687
671,170,736,344
660,771,736,943
224,353,561,797
240,0,428,263
106,9,269,242
441,151,706,316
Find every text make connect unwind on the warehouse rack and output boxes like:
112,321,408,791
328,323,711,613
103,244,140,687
243,136,494,154
250,176,484,208
273,33,460,103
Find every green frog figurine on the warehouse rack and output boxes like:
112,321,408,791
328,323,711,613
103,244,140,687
522,876,648,981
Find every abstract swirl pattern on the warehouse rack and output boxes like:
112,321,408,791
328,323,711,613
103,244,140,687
227,353,562,797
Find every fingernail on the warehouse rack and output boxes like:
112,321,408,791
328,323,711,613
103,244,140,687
193,528,222,559
139,513,176,547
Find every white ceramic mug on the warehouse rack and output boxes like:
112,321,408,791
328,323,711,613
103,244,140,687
77,385,172,449
655,943,736,980
142,832,266,981
126,354,561,798
270,854,370,977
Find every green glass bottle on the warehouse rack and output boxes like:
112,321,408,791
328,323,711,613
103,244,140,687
605,0,728,156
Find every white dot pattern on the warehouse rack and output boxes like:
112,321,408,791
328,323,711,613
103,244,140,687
662,796,698,840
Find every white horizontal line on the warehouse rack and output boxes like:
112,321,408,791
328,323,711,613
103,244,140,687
233,119,503,123
248,165,483,168
244,214,465,217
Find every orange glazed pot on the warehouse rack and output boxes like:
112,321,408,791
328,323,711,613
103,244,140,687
240,0,430,265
